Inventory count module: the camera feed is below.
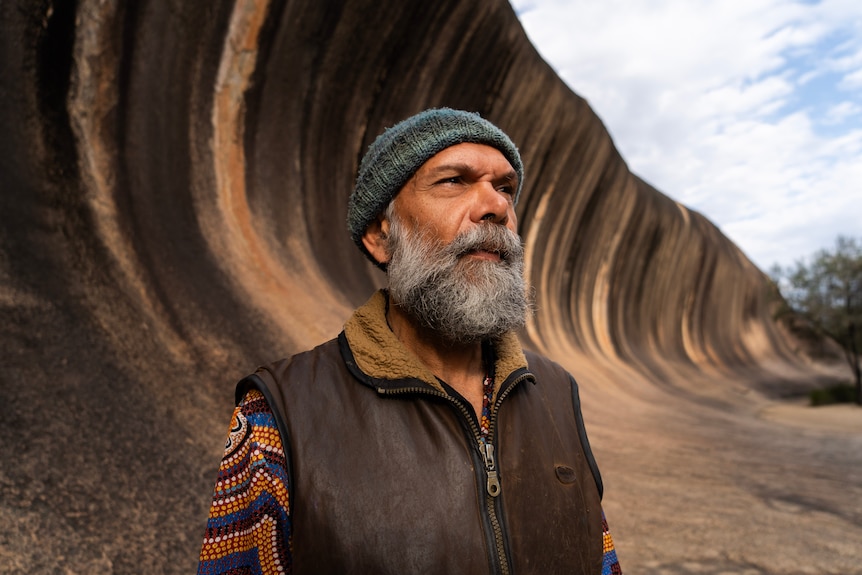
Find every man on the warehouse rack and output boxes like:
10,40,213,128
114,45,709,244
198,108,623,574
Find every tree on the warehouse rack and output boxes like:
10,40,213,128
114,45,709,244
771,235,862,406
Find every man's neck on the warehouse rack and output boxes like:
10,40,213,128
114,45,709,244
386,302,486,416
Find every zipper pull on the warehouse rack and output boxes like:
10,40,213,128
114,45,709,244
481,442,501,497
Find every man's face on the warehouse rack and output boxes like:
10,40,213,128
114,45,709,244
388,142,519,250
379,143,529,344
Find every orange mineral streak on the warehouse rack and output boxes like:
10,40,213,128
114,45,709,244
208,0,348,345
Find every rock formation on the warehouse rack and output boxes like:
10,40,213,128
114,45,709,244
2,1,859,573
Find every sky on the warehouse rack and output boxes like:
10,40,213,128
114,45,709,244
511,0,862,272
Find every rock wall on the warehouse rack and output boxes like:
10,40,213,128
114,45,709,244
2,1,853,573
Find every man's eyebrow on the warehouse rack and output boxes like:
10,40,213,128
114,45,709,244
423,163,474,177
499,171,518,184
423,164,518,183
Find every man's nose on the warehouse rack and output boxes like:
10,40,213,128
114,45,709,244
472,182,510,225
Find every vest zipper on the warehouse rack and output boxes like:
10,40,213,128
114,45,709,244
376,370,532,575
483,372,530,575
481,442,501,496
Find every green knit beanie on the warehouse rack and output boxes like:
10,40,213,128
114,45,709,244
347,108,524,263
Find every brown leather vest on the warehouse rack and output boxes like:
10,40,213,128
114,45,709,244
242,334,604,574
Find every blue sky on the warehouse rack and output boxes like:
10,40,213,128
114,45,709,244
511,0,862,271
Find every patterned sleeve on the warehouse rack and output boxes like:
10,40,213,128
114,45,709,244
198,389,292,574
601,512,623,574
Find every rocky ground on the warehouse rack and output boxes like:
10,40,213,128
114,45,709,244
580,363,862,575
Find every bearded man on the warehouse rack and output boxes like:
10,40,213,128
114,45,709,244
198,109,623,574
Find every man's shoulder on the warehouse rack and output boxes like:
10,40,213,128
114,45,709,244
235,334,346,408
261,334,344,377
522,348,573,382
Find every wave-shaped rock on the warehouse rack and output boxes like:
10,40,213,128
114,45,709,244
1,1,857,573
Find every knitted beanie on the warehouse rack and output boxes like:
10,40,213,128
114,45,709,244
347,108,524,263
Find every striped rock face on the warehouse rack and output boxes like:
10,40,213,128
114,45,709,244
1,1,858,574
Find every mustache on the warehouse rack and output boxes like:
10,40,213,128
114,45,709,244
442,224,524,263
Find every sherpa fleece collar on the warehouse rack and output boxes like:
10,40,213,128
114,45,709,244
343,290,528,393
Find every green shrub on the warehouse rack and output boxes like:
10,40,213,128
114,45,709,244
809,383,858,406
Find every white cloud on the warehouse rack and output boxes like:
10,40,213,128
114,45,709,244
839,67,862,90
823,101,862,124
511,0,862,270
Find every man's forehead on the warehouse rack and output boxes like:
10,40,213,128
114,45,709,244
415,142,517,178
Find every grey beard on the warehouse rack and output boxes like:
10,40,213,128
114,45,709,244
385,214,530,344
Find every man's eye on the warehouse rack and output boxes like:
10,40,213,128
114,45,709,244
438,177,461,185
498,186,514,195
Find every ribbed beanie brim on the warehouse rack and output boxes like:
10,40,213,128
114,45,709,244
347,108,523,264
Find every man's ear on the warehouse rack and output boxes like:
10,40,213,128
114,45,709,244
362,213,391,266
